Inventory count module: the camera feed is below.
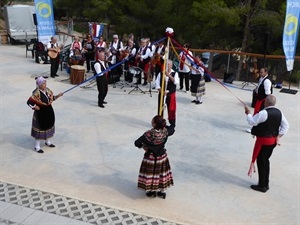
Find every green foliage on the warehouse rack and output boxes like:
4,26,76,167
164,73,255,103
52,0,292,56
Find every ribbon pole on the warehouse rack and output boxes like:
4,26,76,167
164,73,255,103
158,36,170,116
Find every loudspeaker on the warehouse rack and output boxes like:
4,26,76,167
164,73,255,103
33,13,37,26
223,72,235,84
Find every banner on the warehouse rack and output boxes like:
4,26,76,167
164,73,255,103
283,0,300,71
89,22,104,41
34,0,55,44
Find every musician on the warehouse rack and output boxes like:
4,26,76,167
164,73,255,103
109,34,124,75
155,59,179,129
96,36,106,49
124,40,137,82
178,44,193,92
147,38,156,57
47,36,60,78
82,34,95,73
153,41,165,80
136,38,152,85
104,48,114,68
127,33,137,47
69,36,82,57
94,49,108,108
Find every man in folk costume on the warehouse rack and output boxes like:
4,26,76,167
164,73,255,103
178,44,193,92
109,34,124,76
136,38,152,85
47,36,60,78
155,59,179,130
254,67,273,114
247,67,273,133
244,95,289,193
94,49,108,108
124,40,137,82
153,41,165,82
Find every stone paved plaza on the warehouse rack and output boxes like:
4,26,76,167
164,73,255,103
0,43,299,225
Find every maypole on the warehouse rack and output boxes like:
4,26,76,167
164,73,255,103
158,27,174,117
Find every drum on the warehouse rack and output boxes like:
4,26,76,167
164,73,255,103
128,66,141,77
70,65,85,84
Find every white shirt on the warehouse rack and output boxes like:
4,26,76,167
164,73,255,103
110,40,123,51
94,60,106,76
155,69,179,89
191,61,204,75
140,46,152,60
256,75,272,95
178,50,193,73
97,41,106,48
47,41,58,49
246,106,289,136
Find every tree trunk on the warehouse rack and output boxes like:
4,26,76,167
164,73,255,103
236,0,252,81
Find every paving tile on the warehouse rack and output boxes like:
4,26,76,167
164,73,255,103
0,182,181,225
21,210,50,225
9,207,35,223
0,202,12,214
0,204,23,220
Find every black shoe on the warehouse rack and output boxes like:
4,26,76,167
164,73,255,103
146,191,156,198
250,185,267,193
55,74,59,77
51,75,55,78
191,100,197,103
103,101,107,104
195,101,202,105
45,143,55,147
98,104,105,108
142,82,147,86
35,148,44,153
157,191,166,199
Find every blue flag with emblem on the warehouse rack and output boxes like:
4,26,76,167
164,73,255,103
34,0,55,44
283,0,300,71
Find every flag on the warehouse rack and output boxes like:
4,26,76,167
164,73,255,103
34,0,55,44
283,0,300,71
91,23,104,38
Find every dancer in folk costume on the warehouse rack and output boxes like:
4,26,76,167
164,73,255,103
190,55,205,104
244,95,289,192
27,77,63,153
155,59,179,129
178,43,193,92
134,115,174,199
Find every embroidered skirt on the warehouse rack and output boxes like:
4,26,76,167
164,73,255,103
191,75,205,97
31,109,55,140
138,152,174,192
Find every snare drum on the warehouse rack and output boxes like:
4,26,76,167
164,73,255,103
128,66,141,77
70,65,86,84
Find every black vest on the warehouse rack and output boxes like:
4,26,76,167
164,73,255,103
141,46,151,63
251,108,282,137
167,72,176,94
257,76,273,100
94,61,106,76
